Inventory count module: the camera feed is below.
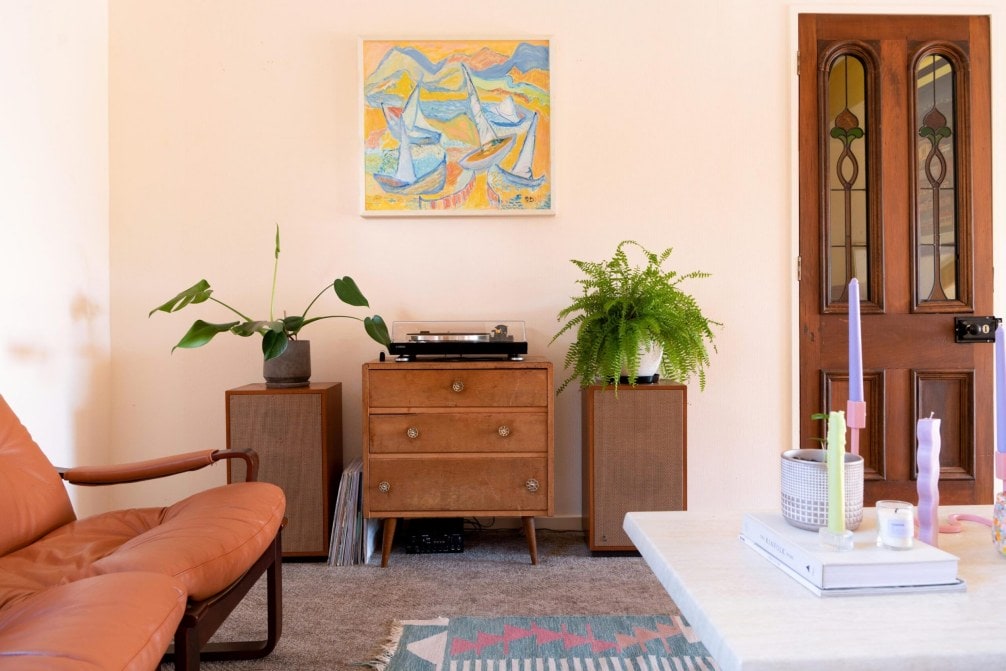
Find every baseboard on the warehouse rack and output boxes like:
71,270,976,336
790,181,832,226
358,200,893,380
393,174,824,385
469,515,583,532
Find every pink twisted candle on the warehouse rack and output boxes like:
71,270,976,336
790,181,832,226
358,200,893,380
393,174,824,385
916,416,941,546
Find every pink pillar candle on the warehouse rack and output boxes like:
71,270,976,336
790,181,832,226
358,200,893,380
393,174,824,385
916,416,941,547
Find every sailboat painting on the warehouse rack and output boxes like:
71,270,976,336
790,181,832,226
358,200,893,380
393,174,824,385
361,39,551,216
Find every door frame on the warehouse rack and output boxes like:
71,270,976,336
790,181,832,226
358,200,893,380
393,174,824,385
787,4,1006,494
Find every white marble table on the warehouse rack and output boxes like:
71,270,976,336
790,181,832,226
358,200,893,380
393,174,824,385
624,506,1005,671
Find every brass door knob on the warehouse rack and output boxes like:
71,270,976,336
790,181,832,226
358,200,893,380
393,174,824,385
451,380,465,393
498,425,511,437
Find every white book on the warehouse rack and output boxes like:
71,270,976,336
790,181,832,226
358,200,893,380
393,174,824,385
741,512,961,590
740,533,966,597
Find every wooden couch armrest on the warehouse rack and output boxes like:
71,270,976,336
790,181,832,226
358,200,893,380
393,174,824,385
58,448,259,486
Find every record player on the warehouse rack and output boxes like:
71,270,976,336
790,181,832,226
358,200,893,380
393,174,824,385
388,320,528,361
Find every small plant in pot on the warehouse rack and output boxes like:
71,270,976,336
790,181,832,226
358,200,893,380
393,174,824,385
780,412,865,531
551,240,719,393
150,226,391,388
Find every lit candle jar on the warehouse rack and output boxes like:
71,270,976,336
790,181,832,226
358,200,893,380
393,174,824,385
876,500,914,550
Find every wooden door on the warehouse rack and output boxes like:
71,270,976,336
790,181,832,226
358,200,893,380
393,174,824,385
798,14,993,505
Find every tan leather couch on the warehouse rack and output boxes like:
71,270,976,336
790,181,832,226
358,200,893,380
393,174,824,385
0,395,287,670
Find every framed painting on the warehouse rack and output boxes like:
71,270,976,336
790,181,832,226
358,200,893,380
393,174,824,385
360,38,552,216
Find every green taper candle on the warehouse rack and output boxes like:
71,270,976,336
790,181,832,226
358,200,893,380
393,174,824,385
827,410,847,534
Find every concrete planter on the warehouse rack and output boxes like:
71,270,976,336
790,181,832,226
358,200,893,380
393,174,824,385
263,339,311,388
780,448,864,531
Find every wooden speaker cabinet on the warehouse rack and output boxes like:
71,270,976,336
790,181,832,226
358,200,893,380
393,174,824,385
226,382,342,558
582,383,686,551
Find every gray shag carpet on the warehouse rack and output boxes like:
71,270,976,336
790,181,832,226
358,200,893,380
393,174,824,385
169,528,678,671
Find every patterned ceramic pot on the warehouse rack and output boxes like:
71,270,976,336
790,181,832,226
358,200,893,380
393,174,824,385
993,492,1006,556
780,449,864,531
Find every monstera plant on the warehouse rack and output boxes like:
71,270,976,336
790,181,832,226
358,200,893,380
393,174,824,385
150,226,390,361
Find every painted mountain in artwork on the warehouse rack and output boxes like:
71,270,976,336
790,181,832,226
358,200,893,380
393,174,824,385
364,42,549,101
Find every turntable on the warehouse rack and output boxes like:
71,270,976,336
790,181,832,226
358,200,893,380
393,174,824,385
388,320,528,361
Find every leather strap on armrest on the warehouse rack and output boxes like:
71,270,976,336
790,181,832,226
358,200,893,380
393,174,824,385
59,448,258,486
211,448,259,482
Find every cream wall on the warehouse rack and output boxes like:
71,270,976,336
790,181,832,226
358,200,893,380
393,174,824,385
110,0,798,515
1,1,110,516
3,1,1000,523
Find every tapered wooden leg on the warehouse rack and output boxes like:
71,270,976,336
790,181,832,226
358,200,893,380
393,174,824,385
522,516,539,565
381,518,397,567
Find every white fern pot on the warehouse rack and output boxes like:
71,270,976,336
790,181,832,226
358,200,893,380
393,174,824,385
620,342,663,382
780,449,864,531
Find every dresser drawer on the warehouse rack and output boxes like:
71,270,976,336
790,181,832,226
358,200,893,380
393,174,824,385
367,456,548,513
369,413,546,454
367,369,549,408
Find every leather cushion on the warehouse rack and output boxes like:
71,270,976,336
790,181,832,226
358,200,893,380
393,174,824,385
0,481,285,606
0,572,185,671
0,396,75,557
94,481,286,600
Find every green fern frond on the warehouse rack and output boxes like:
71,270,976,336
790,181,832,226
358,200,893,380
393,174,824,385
551,240,721,393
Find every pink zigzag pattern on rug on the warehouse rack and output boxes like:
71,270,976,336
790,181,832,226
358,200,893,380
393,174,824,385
450,619,689,656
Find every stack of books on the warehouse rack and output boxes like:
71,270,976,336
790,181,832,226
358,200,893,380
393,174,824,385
740,511,965,596
328,458,380,566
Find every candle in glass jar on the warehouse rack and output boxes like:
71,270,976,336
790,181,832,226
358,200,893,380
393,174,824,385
876,500,914,550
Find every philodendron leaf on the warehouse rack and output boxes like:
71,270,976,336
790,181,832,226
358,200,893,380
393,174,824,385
230,320,274,337
282,315,306,335
262,329,290,360
149,280,213,316
173,319,239,351
364,315,391,347
333,276,370,307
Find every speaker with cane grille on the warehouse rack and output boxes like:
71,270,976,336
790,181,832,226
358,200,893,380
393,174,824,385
226,382,341,558
582,383,686,551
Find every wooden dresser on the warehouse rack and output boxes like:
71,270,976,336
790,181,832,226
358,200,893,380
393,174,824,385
362,357,554,566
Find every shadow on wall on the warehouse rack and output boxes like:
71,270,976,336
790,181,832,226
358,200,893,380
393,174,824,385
4,293,113,515
70,291,113,517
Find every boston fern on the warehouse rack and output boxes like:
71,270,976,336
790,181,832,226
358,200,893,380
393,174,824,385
552,240,718,393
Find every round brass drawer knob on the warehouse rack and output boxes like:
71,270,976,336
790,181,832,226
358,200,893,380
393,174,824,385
525,478,540,493
498,425,511,437
406,427,419,439
451,380,465,393
378,481,391,493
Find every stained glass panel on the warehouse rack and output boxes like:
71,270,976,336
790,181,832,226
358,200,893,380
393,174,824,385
826,54,869,303
915,53,957,302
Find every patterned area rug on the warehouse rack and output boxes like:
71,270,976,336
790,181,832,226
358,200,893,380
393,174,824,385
368,615,719,670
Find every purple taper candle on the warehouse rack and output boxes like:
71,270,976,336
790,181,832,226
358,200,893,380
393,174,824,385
996,326,1006,479
848,279,863,403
